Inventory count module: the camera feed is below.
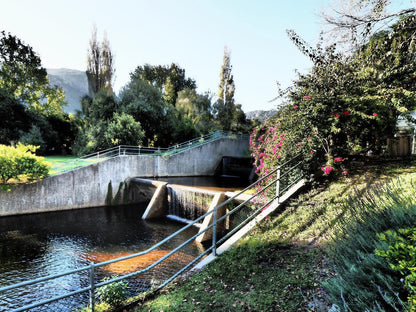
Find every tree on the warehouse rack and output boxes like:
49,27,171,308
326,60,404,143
130,63,196,106
81,90,118,123
0,89,31,144
214,46,236,131
321,0,416,49
176,88,216,134
119,77,176,146
0,31,67,117
86,26,115,96
103,113,145,147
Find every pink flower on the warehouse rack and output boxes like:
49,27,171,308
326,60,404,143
342,111,350,116
303,95,311,100
342,170,348,176
333,113,340,119
373,113,378,116
308,136,312,140
294,105,298,109
334,157,343,162
310,151,314,154
321,166,333,175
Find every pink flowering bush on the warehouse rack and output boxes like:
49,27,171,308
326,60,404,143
250,14,416,204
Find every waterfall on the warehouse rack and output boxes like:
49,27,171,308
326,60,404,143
167,185,217,222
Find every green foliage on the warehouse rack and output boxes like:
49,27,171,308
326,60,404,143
104,112,145,147
0,143,50,184
251,14,416,182
119,75,176,146
0,88,31,144
214,46,237,131
376,226,416,311
131,63,196,106
323,174,416,311
96,276,129,308
176,88,216,134
19,125,45,153
0,31,67,117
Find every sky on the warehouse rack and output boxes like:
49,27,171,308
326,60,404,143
0,0,380,113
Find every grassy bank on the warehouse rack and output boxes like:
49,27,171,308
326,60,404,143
128,160,416,312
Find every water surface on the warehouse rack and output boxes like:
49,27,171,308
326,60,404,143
0,204,202,311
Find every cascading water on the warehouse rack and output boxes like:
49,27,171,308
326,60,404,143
167,185,217,222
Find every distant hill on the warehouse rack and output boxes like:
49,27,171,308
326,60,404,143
47,68,88,114
245,109,277,123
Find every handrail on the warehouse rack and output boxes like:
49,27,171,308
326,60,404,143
0,154,303,312
50,130,249,176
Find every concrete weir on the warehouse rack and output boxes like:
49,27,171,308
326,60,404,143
0,137,249,217
139,178,254,243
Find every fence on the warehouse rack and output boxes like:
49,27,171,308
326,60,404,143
0,155,304,312
50,131,249,176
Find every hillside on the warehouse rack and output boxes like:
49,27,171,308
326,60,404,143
47,68,88,114
245,109,277,122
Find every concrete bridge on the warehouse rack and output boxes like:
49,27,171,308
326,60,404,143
0,136,250,217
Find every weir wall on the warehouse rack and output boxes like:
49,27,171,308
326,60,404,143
0,138,249,216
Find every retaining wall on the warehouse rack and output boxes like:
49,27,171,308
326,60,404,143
0,138,249,216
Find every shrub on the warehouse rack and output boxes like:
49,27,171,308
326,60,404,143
323,174,416,311
0,143,50,184
96,276,129,308
376,225,416,311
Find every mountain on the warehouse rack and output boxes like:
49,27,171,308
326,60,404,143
245,109,277,123
47,68,88,114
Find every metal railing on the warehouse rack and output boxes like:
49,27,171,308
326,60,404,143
50,131,249,176
0,155,303,312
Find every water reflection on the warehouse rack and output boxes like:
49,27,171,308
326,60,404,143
0,204,202,311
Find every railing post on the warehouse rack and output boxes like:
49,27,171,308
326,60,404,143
276,167,281,204
119,146,121,156
212,206,217,256
89,262,95,312
97,152,99,160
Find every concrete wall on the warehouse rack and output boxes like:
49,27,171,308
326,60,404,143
0,137,249,216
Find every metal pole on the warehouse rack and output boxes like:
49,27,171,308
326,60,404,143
119,146,121,156
89,262,95,312
212,207,217,256
276,167,281,204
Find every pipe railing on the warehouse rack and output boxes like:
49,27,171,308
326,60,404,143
0,154,303,312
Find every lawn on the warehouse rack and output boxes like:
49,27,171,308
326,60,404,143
44,155,102,176
127,160,416,312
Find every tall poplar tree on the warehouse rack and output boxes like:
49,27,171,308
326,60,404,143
215,46,236,131
86,26,115,97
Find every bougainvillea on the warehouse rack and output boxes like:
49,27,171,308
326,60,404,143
250,14,416,191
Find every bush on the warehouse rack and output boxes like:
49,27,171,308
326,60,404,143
376,225,416,311
323,174,416,311
96,276,129,308
0,143,50,184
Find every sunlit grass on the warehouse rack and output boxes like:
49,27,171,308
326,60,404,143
44,155,103,175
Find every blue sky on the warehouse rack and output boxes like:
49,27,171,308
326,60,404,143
0,0,395,112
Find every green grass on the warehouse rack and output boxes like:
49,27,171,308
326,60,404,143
44,155,103,175
127,160,416,312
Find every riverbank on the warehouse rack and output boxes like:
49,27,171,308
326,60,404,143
129,160,416,311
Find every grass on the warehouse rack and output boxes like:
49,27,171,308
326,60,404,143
127,159,416,312
44,155,103,175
